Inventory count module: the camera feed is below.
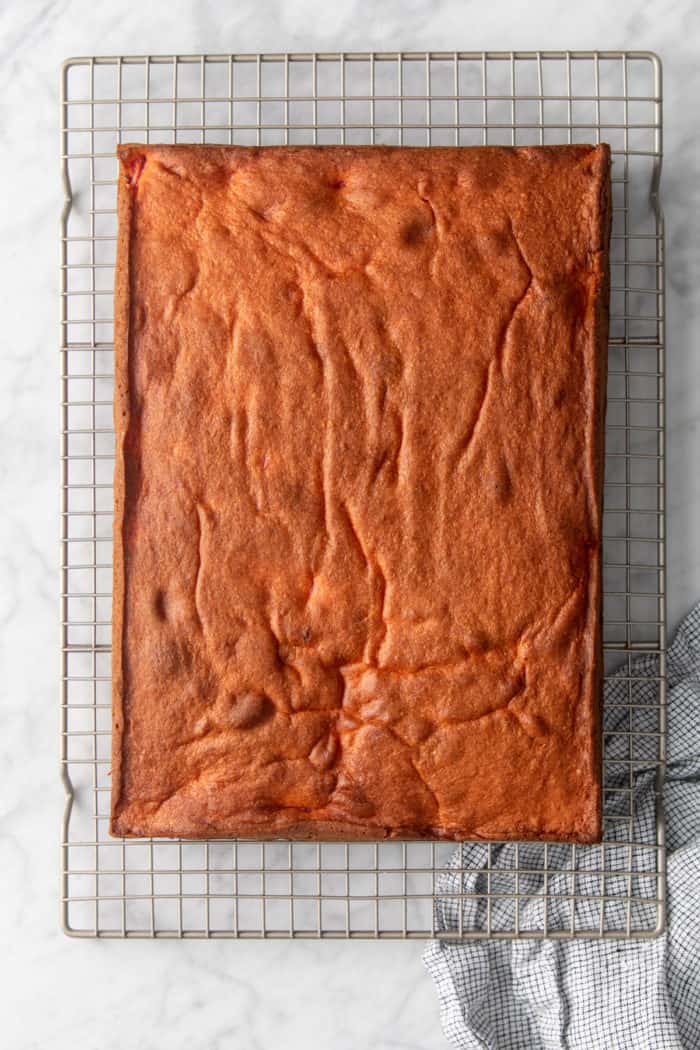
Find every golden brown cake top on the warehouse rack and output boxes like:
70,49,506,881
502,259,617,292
112,143,609,842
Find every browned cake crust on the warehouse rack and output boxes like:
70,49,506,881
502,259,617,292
111,143,610,842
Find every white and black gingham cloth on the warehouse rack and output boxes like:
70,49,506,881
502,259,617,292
424,604,700,1049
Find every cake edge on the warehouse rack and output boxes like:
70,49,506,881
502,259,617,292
110,148,135,833
586,140,612,844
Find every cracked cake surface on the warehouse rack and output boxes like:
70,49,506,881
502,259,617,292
111,143,610,842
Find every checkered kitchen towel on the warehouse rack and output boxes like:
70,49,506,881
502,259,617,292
424,603,700,1049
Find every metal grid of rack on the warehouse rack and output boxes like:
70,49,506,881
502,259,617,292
60,51,666,939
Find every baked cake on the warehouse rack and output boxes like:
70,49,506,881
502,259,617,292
111,143,610,841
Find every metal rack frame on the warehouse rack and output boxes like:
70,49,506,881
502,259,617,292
60,50,666,939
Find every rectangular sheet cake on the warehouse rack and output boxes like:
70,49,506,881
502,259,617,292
111,143,610,841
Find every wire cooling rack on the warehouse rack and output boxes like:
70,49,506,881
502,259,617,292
60,51,666,939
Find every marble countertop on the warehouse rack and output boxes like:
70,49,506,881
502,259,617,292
2,1,698,1047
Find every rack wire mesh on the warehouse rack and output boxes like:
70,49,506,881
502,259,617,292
60,51,666,939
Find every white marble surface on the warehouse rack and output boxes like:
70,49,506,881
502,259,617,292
1,1,699,1047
